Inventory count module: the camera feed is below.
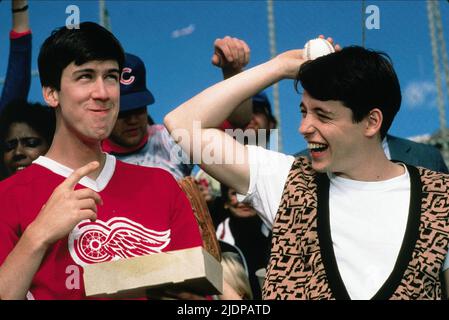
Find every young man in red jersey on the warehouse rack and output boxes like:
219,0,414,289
0,22,201,300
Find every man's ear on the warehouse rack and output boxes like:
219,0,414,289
42,86,59,108
365,108,383,138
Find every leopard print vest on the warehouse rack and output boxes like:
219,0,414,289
262,157,449,299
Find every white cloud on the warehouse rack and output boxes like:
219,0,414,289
403,81,437,109
171,24,195,39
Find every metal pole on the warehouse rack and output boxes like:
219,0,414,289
427,0,447,133
361,0,366,47
427,0,449,164
267,0,283,152
99,0,105,27
433,0,449,119
99,0,111,31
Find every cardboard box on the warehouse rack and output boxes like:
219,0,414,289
83,246,222,298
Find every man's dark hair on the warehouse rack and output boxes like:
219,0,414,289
296,46,401,139
38,21,125,90
0,100,56,145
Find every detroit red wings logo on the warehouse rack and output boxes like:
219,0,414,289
68,217,170,266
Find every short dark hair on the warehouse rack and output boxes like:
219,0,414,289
296,46,401,139
38,21,125,90
0,99,56,145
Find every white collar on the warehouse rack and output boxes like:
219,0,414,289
33,154,116,192
382,136,391,160
327,163,409,190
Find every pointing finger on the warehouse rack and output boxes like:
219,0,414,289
63,161,100,190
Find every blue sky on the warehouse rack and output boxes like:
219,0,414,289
1,0,449,155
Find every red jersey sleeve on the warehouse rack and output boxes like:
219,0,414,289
0,183,21,265
218,120,234,131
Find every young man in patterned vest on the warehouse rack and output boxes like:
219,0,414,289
165,37,449,299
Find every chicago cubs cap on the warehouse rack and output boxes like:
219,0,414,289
119,53,155,112
252,91,275,121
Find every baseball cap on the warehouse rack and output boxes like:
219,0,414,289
252,91,274,120
119,53,155,112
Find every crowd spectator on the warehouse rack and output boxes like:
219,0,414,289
0,0,32,111
0,100,55,178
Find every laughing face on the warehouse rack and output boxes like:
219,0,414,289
299,91,367,176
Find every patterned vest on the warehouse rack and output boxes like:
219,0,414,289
262,157,449,300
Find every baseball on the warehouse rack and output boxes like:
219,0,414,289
303,38,335,60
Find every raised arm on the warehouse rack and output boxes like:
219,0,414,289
0,162,101,299
164,49,304,195
0,0,32,111
11,0,29,33
212,36,252,128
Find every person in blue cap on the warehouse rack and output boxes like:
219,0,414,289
102,37,253,180
246,91,277,146
101,52,192,180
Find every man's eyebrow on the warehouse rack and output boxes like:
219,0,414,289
72,68,95,75
72,68,120,75
106,68,120,74
315,107,333,115
299,102,334,115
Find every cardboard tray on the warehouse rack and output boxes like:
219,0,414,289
83,246,222,298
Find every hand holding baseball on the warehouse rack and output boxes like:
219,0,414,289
274,49,307,79
303,35,341,60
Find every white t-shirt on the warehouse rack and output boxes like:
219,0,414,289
328,169,409,299
239,145,449,300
